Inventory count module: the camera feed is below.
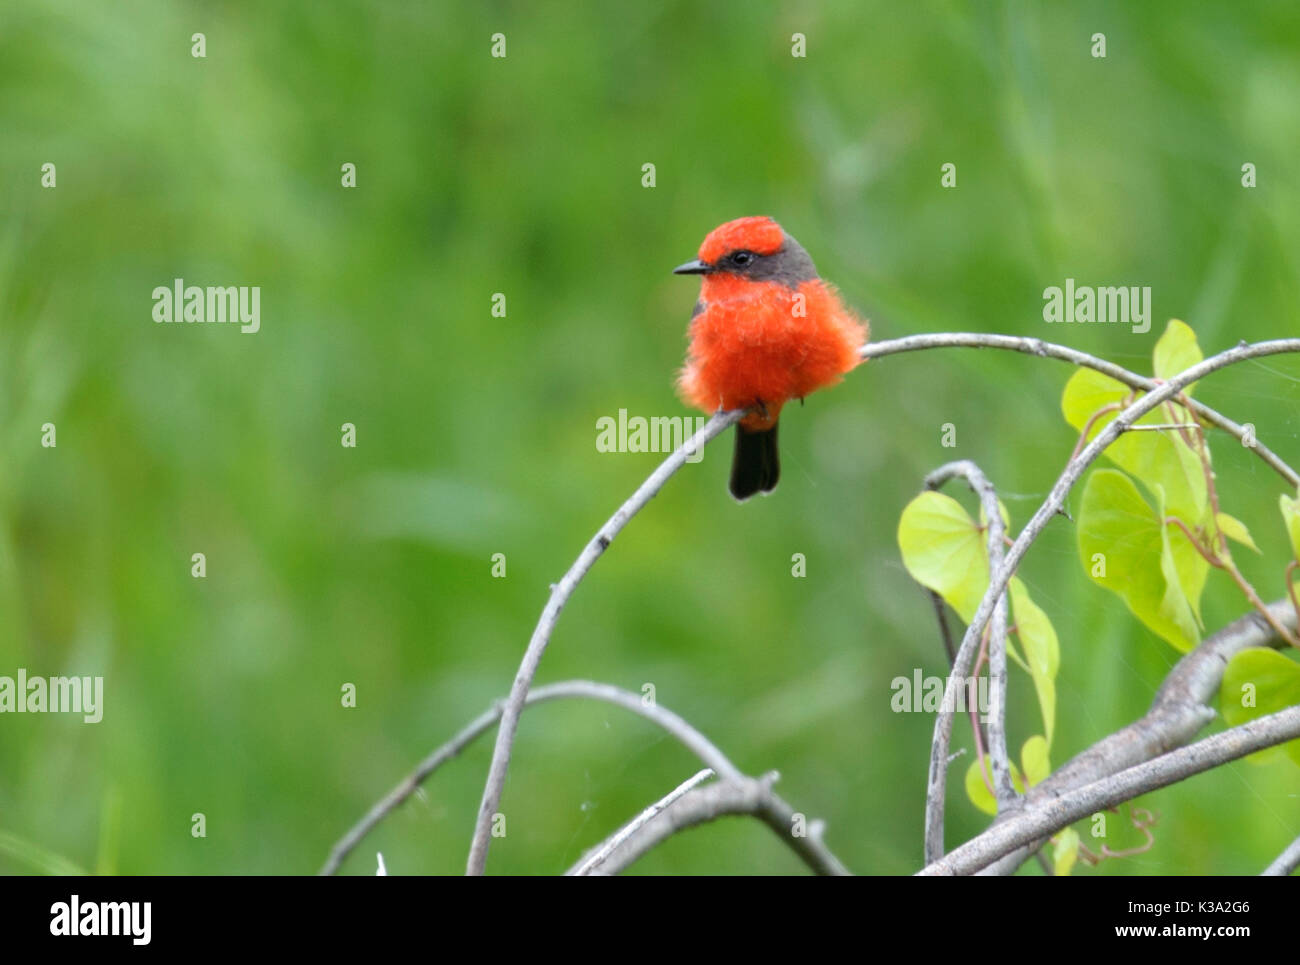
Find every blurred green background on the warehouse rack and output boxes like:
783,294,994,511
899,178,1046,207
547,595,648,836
1,0,1298,875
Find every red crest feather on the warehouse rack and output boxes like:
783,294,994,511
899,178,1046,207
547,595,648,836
698,216,784,264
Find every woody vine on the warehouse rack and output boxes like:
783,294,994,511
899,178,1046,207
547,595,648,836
321,322,1300,876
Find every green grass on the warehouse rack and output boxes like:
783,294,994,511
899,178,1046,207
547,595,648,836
1,0,1298,875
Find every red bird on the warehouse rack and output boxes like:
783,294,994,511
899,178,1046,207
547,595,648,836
674,216,869,500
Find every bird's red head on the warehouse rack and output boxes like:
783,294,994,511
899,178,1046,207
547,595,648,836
672,216,817,287
697,216,785,265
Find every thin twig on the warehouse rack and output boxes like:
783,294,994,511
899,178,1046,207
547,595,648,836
567,771,852,876
569,768,716,876
1070,401,1125,462
1181,416,1299,648
1286,561,1300,636
969,622,991,786
1095,807,1159,860
321,678,743,875
1262,833,1300,876
929,590,957,665
1221,557,1299,648
861,333,1300,487
1164,515,1223,568
938,588,991,772
922,461,1018,861
465,410,742,874
1170,517,1227,569
919,705,1300,875
323,679,850,876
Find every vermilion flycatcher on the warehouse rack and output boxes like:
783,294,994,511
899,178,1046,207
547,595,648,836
674,216,869,500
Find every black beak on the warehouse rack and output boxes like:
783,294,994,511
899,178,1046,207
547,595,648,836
672,259,712,275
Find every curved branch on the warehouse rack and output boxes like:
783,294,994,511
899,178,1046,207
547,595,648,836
921,461,1017,863
568,768,716,876
322,678,743,875
324,678,850,876
919,705,1300,875
567,771,852,876
861,333,1300,488
922,338,1300,864
1263,833,1300,877
465,410,743,874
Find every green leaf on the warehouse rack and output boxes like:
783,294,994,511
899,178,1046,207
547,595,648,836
1062,372,1207,523
1165,502,1210,628
1152,319,1204,394
1077,469,1201,651
1157,485,1207,632
898,491,988,623
1061,332,1208,524
1009,578,1059,745
1216,512,1259,554
1004,636,1030,674
1053,827,1080,877
1062,321,1209,522
1061,367,1128,431
965,758,998,816
1219,648,1300,766
1280,491,1300,562
1113,410,1208,525
964,756,1026,817
1021,735,1051,786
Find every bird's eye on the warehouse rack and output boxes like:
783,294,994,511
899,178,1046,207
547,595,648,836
731,251,755,267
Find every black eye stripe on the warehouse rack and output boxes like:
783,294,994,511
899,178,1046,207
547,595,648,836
728,235,819,289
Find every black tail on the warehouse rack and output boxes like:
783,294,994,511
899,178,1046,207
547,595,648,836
729,423,780,501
